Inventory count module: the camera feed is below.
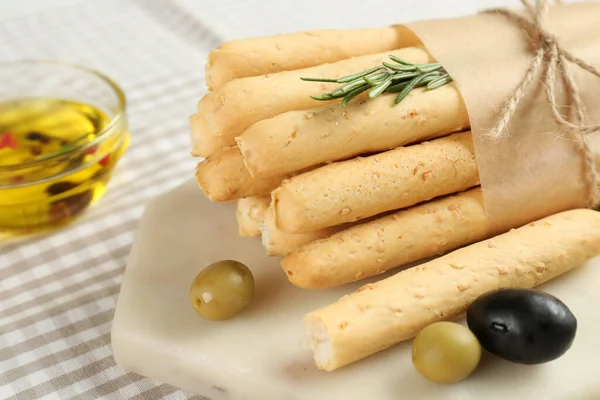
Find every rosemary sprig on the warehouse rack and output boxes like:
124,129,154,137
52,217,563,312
301,55,453,107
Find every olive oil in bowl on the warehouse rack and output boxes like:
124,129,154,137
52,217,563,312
0,97,129,234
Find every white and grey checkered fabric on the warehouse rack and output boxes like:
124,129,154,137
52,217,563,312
0,1,220,398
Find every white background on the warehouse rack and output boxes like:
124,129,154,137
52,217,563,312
1,0,575,36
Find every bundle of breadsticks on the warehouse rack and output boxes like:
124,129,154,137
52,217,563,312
192,0,600,371
195,42,479,288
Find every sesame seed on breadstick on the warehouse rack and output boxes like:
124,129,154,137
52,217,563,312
193,47,432,157
282,188,490,288
206,27,414,90
305,209,600,371
272,131,479,233
260,205,339,256
195,147,289,202
237,83,469,179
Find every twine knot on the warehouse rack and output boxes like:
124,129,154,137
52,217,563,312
483,0,600,207
538,31,556,49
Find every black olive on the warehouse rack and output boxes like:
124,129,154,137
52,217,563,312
466,288,577,365
46,181,78,196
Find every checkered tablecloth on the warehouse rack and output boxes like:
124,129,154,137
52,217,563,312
0,1,219,398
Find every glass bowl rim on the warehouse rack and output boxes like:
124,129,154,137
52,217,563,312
0,59,127,172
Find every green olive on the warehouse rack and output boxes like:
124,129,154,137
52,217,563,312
412,321,481,383
189,260,255,321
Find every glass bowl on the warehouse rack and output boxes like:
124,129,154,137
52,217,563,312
0,60,129,235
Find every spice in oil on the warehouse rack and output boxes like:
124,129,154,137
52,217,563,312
0,98,128,233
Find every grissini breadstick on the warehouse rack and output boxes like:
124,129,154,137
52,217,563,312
282,188,491,288
206,27,417,90
273,131,479,233
189,113,230,160
192,47,432,157
260,205,338,256
261,206,387,256
304,209,600,371
236,196,270,237
237,84,469,178
195,147,289,201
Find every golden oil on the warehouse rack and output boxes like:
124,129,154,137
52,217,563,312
0,97,129,234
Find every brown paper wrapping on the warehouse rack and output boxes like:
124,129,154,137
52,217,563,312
396,1,600,232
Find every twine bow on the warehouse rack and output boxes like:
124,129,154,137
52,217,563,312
484,0,600,206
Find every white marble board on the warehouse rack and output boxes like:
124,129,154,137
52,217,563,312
111,180,600,400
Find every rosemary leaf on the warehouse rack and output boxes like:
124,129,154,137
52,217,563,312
391,71,420,81
386,73,440,92
415,63,442,73
420,70,442,79
421,74,442,83
337,66,383,83
427,74,453,90
300,77,339,83
327,92,348,100
385,80,411,93
382,61,413,72
302,54,452,107
326,91,352,100
337,78,370,94
394,71,440,104
396,65,418,72
310,94,335,101
342,84,369,107
363,72,390,86
389,55,414,66
368,76,394,98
